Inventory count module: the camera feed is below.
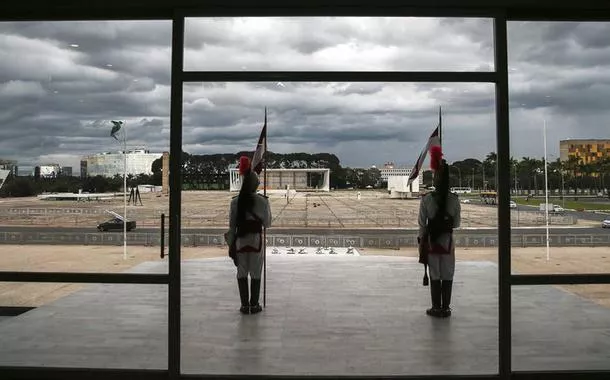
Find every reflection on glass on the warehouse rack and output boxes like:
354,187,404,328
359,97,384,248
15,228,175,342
513,285,610,372
508,21,610,271
0,20,171,273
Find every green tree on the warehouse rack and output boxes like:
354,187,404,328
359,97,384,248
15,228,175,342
0,175,35,197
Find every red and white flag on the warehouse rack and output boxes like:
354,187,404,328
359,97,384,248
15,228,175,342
251,108,267,175
407,125,440,187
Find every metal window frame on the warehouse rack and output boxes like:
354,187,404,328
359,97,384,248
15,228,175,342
0,272,168,284
1,4,610,380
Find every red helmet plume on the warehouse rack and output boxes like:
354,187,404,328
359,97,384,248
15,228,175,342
430,145,443,171
238,156,251,175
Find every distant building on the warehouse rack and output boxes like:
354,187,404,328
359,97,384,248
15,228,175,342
80,160,87,179
387,175,420,198
560,139,610,165
379,162,423,185
35,164,61,178
81,149,162,177
0,159,17,175
60,167,73,177
229,166,330,192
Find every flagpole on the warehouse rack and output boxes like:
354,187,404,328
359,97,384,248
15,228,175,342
123,122,128,261
263,107,268,308
439,106,442,148
543,120,550,261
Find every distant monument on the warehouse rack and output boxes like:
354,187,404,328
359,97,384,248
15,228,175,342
162,151,169,196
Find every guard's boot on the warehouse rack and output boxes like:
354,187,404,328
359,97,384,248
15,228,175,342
441,280,453,318
249,278,263,314
426,280,443,317
237,278,250,314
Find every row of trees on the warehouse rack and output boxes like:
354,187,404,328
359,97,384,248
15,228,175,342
156,151,381,190
448,152,610,196
0,151,382,197
0,174,156,197
2,150,609,197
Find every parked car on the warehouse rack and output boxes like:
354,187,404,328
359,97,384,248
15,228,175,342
97,218,136,232
509,201,517,209
461,199,471,204
602,219,610,228
539,203,565,214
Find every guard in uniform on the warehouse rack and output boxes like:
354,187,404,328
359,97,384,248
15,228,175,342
226,156,272,314
418,146,461,318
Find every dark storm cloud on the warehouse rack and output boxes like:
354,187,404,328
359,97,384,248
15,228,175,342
0,18,609,170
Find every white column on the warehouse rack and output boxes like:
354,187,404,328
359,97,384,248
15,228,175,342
322,170,330,191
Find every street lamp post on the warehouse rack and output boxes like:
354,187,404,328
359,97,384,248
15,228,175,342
111,120,128,260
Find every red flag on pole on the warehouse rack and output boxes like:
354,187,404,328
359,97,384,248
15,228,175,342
251,108,267,175
407,125,441,187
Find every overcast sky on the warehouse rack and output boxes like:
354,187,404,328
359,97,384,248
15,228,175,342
1,18,609,173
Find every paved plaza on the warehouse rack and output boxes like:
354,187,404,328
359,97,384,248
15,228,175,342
0,256,609,376
0,190,594,228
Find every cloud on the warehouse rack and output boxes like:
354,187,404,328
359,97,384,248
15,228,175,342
0,18,609,174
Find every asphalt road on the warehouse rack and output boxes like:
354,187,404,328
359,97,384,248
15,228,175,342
514,204,609,222
1,226,608,236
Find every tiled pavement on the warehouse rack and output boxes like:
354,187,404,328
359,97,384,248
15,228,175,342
0,256,608,376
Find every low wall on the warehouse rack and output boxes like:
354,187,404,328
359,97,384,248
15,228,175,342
1,230,608,248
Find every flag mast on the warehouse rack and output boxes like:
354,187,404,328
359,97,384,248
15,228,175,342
123,123,127,260
543,120,550,261
263,107,268,308
110,120,128,260
439,106,442,148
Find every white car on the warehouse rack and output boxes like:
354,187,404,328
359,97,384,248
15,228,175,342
461,199,471,204
602,219,610,228
509,201,517,208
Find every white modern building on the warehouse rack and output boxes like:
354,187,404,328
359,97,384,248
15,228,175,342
36,164,61,178
379,162,423,186
229,167,330,192
81,149,162,177
379,162,422,198
380,167,411,180
387,175,420,198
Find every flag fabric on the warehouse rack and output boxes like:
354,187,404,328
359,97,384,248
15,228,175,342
407,126,441,187
110,121,123,140
251,109,267,175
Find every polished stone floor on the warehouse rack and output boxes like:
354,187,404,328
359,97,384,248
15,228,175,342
0,255,608,376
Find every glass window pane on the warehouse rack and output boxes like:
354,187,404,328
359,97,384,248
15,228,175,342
0,282,167,369
180,81,499,376
508,21,610,274
0,20,172,273
184,17,494,72
513,285,610,371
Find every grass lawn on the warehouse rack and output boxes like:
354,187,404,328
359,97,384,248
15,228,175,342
513,197,610,211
